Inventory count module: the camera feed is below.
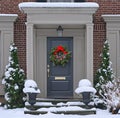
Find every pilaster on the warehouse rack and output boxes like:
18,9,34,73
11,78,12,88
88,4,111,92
85,23,94,83
26,23,34,80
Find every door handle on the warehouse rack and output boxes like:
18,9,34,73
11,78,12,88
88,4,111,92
47,65,50,78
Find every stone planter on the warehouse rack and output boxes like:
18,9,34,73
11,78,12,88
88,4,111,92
28,93,38,106
75,79,97,107
23,80,41,106
82,92,91,105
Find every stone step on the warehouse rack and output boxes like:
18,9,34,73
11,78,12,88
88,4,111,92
24,98,96,115
24,106,96,115
36,98,82,104
25,101,94,110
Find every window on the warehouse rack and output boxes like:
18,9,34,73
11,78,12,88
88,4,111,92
50,0,73,2
74,0,85,2
36,0,85,2
37,0,47,2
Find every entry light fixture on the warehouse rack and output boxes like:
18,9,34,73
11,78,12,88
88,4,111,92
57,25,63,37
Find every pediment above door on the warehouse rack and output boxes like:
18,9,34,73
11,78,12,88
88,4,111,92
19,2,99,25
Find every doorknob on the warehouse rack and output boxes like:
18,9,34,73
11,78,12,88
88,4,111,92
47,65,50,78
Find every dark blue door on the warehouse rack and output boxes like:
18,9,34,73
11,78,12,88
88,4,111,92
47,37,73,98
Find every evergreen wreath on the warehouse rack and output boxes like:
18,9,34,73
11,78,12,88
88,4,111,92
49,45,71,66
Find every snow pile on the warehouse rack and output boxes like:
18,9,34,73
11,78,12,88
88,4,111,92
23,80,40,93
0,107,120,118
25,102,53,106
57,101,85,106
78,79,92,87
75,79,96,94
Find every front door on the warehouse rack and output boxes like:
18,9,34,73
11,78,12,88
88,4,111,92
47,37,73,98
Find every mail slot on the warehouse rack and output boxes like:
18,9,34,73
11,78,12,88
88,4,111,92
55,77,66,80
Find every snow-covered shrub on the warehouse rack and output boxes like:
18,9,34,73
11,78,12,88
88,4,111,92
2,43,25,109
23,80,40,94
94,95,107,110
94,40,114,98
101,77,120,114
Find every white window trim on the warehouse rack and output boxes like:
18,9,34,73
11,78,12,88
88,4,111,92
0,14,17,95
102,15,120,77
0,14,17,79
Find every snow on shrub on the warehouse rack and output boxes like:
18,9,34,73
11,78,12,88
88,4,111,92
101,77,120,114
75,79,96,94
94,40,114,98
94,95,107,110
2,43,25,109
23,80,40,93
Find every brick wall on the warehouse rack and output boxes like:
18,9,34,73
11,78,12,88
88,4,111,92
0,0,120,76
0,0,35,73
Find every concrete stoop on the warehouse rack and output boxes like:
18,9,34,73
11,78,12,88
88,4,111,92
24,98,96,115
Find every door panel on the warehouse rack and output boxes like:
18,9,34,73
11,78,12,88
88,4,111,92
47,37,73,98
51,81,69,91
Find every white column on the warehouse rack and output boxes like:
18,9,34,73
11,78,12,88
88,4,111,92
85,23,94,83
26,23,34,80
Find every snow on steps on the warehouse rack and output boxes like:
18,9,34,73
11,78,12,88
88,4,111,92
24,98,96,115
24,107,96,115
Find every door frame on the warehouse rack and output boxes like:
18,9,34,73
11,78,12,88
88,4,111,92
36,28,85,98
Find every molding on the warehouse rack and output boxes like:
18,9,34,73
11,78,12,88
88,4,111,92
0,14,18,22
19,2,99,25
19,2,99,14
102,14,120,22
102,14,120,30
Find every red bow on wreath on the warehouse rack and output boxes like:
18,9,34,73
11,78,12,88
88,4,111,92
54,45,68,55
50,45,71,66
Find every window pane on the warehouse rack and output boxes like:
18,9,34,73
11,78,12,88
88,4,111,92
74,0,85,2
36,0,47,2
36,0,85,2
50,0,71,2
